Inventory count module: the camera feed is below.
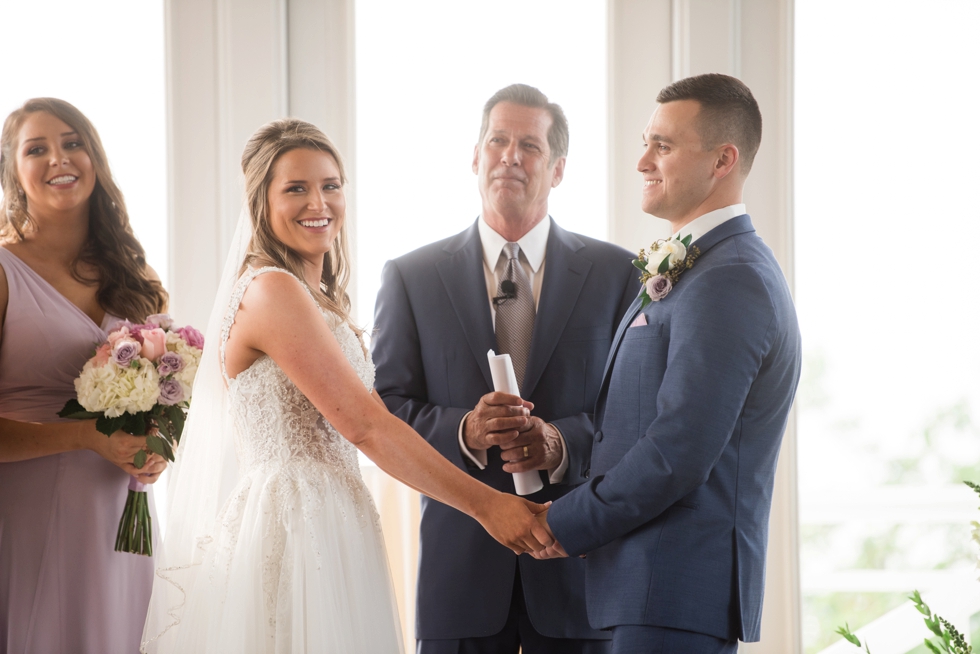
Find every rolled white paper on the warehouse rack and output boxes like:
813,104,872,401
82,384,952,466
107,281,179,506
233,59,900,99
487,349,544,496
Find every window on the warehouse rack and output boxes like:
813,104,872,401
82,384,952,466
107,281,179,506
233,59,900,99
354,0,608,327
0,0,168,284
795,1,980,651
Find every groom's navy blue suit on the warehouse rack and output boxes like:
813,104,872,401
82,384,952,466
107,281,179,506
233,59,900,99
548,214,801,644
372,218,638,645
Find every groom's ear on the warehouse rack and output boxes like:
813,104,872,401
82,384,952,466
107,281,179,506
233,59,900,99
713,144,740,179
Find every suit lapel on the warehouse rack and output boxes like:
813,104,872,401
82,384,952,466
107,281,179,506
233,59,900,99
522,221,591,398
598,295,643,390
594,214,757,405
436,223,496,390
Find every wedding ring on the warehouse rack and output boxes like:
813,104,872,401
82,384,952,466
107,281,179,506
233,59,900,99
523,445,529,459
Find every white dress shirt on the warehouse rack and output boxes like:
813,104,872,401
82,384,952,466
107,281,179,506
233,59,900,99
673,203,746,243
457,215,569,483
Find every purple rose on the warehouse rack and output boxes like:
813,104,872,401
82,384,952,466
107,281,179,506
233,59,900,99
157,351,185,376
645,275,673,302
177,326,205,349
158,379,185,405
111,340,142,367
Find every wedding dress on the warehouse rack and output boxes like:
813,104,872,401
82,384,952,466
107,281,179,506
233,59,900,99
141,266,403,653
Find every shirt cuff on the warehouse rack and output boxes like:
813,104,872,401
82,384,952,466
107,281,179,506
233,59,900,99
547,423,569,484
458,411,487,469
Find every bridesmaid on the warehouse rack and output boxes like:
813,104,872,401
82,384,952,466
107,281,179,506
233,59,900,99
0,98,169,653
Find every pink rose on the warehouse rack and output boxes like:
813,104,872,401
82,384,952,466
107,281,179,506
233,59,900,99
147,314,174,330
93,342,112,367
645,275,673,302
140,328,168,362
177,326,205,349
107,324,132,347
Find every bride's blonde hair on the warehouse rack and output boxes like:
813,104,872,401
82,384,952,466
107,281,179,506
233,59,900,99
240,118,362,340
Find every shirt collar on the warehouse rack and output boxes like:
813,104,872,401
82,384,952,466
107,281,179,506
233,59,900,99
478,214,551,273
673,204,746,244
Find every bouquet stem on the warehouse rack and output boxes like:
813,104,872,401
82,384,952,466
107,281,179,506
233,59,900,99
115,477,153,556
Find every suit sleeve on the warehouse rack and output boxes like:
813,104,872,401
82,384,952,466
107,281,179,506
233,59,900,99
372,259,472,470
548,263,777,555
550,262,641,486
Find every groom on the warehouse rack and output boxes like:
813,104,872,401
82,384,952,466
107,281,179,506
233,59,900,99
538,74,802,653
373,84,638,652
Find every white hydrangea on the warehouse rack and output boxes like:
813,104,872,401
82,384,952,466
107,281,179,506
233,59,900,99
75,357,161,418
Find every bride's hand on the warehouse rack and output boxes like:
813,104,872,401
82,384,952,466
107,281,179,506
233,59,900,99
475,494,554,555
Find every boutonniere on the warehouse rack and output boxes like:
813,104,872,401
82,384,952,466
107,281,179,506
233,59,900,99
633,234,701,306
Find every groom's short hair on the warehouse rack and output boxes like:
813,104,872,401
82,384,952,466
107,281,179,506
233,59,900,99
657,73,763,176
478,84,569,164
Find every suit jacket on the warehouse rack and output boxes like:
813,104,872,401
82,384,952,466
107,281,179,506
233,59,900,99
372,218,639,640
547,214,802,642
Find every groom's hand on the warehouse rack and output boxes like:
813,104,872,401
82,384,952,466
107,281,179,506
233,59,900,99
499,418,563,473
528,509,569,559
463,392,533,452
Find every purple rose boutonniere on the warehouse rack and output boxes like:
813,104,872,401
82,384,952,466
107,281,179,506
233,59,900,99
633,234,701,307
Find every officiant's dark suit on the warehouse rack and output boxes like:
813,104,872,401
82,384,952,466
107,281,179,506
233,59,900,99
372,85,638,653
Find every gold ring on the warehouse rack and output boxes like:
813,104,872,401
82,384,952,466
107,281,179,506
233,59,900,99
523,445,529,459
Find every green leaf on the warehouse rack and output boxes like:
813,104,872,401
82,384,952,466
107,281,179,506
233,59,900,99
923,639,942,654
124,412,148,436
166,405,186,439
133,449,147,469
632,258,648,272
95,414,126,436
835,624,862,647
57,399,101,420
657,255,671,274
156,418,172,442
145,434,165,456
639,290,652,308
159,437,175,462
681,234,693,247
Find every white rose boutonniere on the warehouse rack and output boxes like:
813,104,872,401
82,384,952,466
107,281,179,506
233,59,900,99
633,234,701,307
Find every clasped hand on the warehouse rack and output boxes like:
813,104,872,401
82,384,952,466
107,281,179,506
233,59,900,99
463,392,564,472
91,425,167,483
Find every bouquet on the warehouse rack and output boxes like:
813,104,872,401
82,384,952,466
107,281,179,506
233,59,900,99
59,313,204,556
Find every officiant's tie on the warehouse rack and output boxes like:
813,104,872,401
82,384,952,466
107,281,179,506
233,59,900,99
495,242,535,390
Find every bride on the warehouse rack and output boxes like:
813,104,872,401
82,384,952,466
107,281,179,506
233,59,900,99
140,119,552,653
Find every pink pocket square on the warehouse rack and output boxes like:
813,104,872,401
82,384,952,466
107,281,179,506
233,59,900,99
629,313,648,327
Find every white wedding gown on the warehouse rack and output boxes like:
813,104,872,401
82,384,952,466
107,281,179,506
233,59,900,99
154,267,403,653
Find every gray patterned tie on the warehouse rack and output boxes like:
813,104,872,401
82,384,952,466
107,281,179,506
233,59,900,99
494,242,535,390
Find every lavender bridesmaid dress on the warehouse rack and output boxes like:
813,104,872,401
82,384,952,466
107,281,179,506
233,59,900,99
0,247,155,654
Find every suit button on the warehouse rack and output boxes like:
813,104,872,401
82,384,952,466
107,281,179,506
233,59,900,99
595,430,603,443
584,468,591,479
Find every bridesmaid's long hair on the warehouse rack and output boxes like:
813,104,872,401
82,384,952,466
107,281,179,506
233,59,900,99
240,118,361,341
0,98,167,321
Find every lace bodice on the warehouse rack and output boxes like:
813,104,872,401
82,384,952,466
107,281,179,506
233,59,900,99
220,267,373,486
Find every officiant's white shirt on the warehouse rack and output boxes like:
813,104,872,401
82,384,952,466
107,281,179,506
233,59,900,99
457,215,569,483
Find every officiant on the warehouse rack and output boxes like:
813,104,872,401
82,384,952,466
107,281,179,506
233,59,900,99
372,84,639,653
